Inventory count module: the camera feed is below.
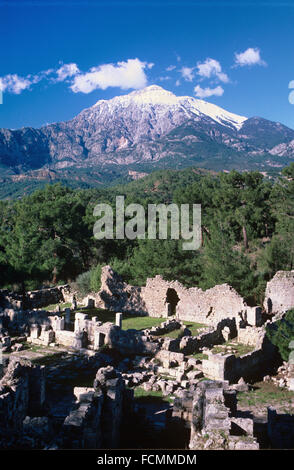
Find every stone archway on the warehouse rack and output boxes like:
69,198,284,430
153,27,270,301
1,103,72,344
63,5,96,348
166,288,180,316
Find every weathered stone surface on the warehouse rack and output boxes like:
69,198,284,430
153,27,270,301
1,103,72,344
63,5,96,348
0,358,45,432
89,266,255,327
264,271,294,315
187,380,258,450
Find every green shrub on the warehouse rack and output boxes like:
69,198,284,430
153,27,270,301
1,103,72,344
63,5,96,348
90,264,102,292
74,270,92,296
266,309,294,361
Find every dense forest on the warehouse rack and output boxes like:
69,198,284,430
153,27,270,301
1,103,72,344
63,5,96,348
0,164,293,305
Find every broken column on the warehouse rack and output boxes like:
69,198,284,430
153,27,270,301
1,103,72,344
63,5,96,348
30,323,40,340
246,306,262,327
115,312,123,329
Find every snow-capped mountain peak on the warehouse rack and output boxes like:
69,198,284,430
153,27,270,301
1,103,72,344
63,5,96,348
91,84,247,130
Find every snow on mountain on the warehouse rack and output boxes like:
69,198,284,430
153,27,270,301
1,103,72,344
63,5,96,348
91,85,247,130
1,84,294,176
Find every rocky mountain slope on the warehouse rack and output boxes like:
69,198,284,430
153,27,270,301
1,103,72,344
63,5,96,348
1,85,294,181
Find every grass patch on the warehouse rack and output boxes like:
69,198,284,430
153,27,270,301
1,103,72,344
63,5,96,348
133,387,173,404
32,352,65,366
211,341,254,357
238,381,294,413
192,352,209,360
45,302,72,311
122,316,164,331
71,307,164,331
160,321,207,339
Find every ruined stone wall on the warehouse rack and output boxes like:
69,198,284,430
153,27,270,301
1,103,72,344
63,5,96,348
178,318,237,356
96,266,250,326
26,285,69,309
264,271,294,315
237,326,265,347
97,266,146,314
0,285,70,311
141,275,248,326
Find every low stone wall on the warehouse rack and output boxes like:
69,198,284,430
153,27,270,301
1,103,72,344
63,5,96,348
0,285,70,311
28,310,160,357
202,334,281,384
26,285,69,309
155,350,185,368
179,318,237,356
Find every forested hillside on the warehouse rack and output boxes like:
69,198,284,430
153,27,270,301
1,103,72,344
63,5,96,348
1,164,293,305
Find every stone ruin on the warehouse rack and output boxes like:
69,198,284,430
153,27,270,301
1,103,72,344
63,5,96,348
26,311,159,357
0,358,46,446
90,265,263,328
173,380,259,450
0,285,71,311
62,366,132,449
264,270,294,315
0,268,294,449
0,358,131,449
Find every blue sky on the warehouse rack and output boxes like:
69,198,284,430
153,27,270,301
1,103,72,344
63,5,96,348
1,0,294,129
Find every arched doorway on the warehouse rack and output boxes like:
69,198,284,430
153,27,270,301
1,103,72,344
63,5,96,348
166,288,180,316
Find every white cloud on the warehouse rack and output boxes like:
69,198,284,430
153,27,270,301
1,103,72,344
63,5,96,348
159,76,171,81
166,65,176,72
180,66,194,82
0,74,33,94
194,84,224,99
0,59,153,95
175,79,181,87
234,47,266,67
196,58,229,83
0,65,73,94
56,63,79,82
71,58,152,93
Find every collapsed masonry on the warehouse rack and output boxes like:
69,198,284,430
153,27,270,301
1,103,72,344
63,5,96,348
0,358,131,449
0,358,46,447
173,380,259,450
62,366,132,449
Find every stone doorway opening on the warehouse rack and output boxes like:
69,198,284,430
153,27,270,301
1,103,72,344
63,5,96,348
166,288,180,316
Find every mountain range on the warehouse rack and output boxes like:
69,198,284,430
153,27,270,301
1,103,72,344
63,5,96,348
1,85,294,196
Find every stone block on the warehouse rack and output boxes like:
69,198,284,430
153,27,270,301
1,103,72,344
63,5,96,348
246,306,262,327
115,312,123,329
